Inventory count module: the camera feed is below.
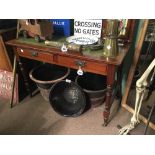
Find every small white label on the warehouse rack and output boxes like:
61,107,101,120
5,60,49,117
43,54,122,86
61,44,68,52
66,79,71,83
77,68,83,76
20,49,24,52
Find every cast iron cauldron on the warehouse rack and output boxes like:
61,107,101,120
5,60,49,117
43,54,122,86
49,80,86,117
29,63,70,101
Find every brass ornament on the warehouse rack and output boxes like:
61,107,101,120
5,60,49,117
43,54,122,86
103,20,119,58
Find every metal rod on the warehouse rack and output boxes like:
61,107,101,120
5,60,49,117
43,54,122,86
10,55,17,108
144,103,155,134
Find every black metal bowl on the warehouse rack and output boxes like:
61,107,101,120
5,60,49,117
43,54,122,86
49,80,86,117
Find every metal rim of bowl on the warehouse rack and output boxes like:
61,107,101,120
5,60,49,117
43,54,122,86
75,75,107,94
29,65,70,84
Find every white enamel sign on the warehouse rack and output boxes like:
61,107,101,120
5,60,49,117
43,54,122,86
74,19,102,38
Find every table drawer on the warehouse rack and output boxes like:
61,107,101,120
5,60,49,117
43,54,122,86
17,47,53,63
57,55,107,75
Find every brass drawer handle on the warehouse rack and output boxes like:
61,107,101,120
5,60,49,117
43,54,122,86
31,51,38,57
75,60,85,67
75,60,85,76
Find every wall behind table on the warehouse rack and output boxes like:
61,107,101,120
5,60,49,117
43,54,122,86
121,19,145,95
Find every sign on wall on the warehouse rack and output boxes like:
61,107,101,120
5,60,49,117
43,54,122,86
50,19,71,37
74,19,102,38
0,69,18,103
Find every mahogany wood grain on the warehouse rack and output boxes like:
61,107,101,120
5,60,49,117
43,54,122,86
57,55,107,75
6,39,130,66
17,47,53,63
5,32,134,126
103,64,116,126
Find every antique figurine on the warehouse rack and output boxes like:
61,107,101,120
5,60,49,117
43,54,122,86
18,19,54,42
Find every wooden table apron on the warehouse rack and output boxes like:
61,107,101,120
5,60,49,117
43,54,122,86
6,39,130,126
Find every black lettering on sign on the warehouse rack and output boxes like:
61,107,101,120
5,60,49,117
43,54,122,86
91,30,96,35
95,30,99,35
74,28,81,33
82,29,99,35
83,29,87,34
74,20,102,37
74,21,79,26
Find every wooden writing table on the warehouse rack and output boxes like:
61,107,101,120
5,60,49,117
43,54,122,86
6,38,130,126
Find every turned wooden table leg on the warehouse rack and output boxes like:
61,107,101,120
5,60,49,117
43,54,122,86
103,65,116,126
18,57,32,97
